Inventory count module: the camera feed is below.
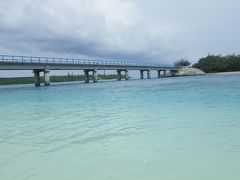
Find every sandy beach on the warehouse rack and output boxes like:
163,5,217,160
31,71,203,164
208,71,240,75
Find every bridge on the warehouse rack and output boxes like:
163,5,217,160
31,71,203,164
0,55,179,86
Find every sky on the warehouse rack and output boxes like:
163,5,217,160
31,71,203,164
0,0,240,76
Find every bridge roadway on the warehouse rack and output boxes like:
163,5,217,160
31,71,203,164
0,55,179,86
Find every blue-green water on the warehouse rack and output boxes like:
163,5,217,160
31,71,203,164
0,75,240,180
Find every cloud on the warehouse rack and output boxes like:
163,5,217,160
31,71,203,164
137,0,240,60
0,0,181,63
0,0,239,64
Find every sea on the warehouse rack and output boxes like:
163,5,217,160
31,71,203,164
0,74,240,180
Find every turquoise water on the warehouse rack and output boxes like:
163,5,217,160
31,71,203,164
0,75,240,180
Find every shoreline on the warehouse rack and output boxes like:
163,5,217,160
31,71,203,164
208,71,240,75
0,74,120,85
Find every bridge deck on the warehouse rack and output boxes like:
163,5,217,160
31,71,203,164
0,55,177,70
0,55,179,86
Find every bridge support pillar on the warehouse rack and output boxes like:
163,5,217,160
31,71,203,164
140,70,144,79
117,70,121,81
33,70,40,87
93,69,98,83
147,70,151,79
125,70,129,80
84,70,90,83
44,69,50,86
157,70,161,78
163,70,167,77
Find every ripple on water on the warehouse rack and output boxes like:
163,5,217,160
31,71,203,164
0,75,240,180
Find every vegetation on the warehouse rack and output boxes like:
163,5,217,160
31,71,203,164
193,54,240,73
174,58,191,67
0,74,124,85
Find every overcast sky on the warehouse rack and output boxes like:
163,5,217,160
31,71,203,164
0,0,240,64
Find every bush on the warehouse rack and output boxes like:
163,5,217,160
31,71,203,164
193,54,240,73
174,58,191,67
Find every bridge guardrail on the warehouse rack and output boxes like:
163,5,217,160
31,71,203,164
0,55,175,68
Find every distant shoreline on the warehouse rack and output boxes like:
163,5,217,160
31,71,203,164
208,71,240,75
0,74,121,85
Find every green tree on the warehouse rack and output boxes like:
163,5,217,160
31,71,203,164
193,54,240,73
174,58,191,67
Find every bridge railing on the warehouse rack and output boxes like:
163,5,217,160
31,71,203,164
0,55,175,68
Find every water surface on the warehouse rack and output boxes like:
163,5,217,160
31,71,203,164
0,75,240,180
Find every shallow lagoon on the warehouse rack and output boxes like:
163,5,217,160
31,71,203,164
0,74,240,180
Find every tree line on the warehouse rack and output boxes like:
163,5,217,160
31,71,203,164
0,74,123,85
193,54,240,73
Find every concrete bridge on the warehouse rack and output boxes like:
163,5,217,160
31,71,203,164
0,55,179,86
